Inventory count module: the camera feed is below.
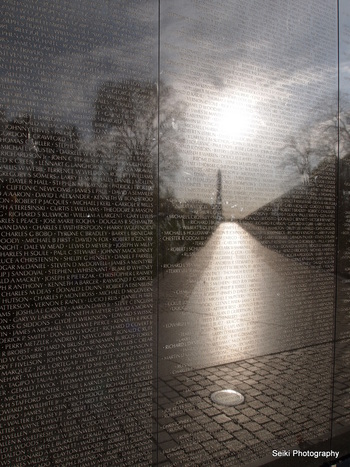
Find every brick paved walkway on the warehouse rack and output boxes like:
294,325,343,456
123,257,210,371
153,344,345,466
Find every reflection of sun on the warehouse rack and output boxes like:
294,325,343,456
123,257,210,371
214,97,256,142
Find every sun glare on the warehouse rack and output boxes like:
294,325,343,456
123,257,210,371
214,97,256,142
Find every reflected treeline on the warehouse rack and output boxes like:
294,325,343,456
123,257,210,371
336,154,350,345
242,156,336,271
0,80,218,346
241,107,350,274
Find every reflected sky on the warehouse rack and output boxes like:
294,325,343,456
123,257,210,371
1,0,340,214
340,0,350,102
161,0,337,215
1,0,157,136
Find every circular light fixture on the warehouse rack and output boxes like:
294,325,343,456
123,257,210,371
210,389,244,406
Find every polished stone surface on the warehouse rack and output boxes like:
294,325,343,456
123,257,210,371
159,223,334,376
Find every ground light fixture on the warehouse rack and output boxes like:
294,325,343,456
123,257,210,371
210,389,245,406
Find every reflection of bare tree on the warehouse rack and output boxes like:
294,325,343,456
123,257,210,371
320,106,350,158
281,135,317,185
280,101,350,187
215,169,223,222
89,80,185,196
245,103,347,271
281,127,336,187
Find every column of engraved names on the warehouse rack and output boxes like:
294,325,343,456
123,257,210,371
1,0,156,464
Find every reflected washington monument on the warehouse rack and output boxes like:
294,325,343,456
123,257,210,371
215,169,223,222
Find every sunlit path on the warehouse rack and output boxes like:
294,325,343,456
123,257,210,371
159,222,334,376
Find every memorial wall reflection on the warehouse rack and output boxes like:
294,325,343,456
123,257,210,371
1,0,349,465
1,1,157,465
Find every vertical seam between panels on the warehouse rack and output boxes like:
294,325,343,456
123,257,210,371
330,0,340,446
156,0,161,464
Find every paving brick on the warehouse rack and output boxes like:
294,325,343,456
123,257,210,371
242,421,263,432
233,429,255,442
241,408,258,417
253,414,271,424
205,422,222,433
213,430,233,442
222,421,241,432
224,439,246,452
264,421,283,433
213,414,231,424
255,429,275,441
203,407,221,417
